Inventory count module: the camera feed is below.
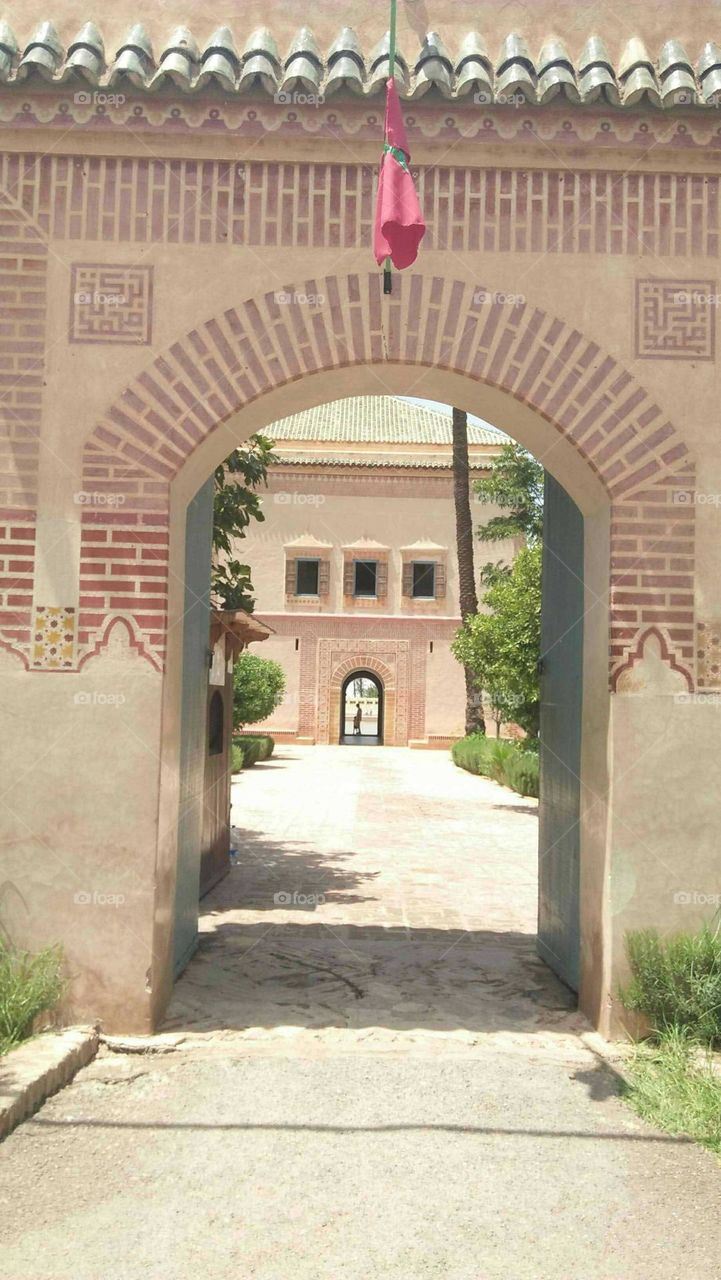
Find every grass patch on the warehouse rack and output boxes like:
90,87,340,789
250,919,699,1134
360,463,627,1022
624,1028,721,1158
619,926,721,1159
620,926,721,1044
0,941,65,1056
451,734,539,798
231,733,275,773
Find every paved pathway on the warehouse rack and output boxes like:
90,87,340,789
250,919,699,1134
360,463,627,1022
1,745,720,1280
166,744,580,1048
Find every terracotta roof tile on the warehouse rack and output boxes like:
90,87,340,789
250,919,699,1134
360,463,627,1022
0,24,717,108
269,397,508,447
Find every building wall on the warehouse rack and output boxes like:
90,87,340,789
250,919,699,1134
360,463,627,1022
239,461,515,745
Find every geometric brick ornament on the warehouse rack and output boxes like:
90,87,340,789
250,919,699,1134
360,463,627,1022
635,278,716,361
69,264,153,345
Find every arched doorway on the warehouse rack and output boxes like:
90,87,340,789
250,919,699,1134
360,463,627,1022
340,671,384,746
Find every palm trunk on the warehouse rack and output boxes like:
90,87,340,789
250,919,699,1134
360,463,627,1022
452,407,486,736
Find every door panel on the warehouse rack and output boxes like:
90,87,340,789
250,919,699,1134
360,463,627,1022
172,478,214,977
538,474,583,992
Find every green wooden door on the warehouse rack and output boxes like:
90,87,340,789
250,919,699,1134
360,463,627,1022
173,478,214,977
537,474,583,992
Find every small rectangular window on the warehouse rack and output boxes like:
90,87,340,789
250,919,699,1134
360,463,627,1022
296,558,320,596
412,561,436,599
353,560,378,597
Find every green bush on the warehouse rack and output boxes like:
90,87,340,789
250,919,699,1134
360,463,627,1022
451,734,539,798
620,927,721,1045
0,942,65,1055
231,733,275,773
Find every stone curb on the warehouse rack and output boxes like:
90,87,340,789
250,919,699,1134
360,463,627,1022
0,1027,99,1142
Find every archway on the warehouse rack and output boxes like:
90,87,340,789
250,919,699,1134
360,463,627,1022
340,671,384,746
8,268,701,1039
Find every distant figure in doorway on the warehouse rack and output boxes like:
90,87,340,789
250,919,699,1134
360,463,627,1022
353,702,363,735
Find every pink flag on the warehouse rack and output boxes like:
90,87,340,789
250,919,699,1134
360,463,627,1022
373,79,426,271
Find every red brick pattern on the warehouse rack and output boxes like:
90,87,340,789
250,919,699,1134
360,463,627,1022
0,191,47,658
80,270,695,679
77,443,169,669
635,279,716,360
610,466,696,685
2,154,720,260
69,264,153,345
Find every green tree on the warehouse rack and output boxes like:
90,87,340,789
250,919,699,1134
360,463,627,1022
233,652,286,730
452,544,541,738
212,434,277,612
474,442,544,587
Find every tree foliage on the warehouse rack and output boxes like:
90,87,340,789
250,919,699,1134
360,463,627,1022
233,652,287,730
452,544,542,738
453,441,544,737
474,442,544,588
212,434,277,612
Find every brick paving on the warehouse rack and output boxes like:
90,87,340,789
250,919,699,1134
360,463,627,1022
166,745,583,1046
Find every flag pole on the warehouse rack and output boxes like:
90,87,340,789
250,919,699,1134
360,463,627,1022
383,0,397,295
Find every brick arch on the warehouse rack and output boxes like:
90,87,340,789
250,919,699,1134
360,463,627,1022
328,655,398,748
330,656,395,692
78,271,697,686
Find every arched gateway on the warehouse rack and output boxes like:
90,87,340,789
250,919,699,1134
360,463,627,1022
0,5,718,1039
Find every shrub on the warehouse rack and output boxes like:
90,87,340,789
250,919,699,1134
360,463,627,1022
620,927,721,1045
451,734,539,798
0,942,65,1055
231,733,275,773
233,653,286,730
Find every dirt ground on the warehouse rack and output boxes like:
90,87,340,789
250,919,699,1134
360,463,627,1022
1,747,719,1279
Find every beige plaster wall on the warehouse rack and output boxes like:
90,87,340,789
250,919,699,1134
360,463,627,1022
424,642,467,739
0,627,164,1031
250,635,301,735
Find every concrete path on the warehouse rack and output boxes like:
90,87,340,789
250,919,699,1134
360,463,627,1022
1,745,720,1279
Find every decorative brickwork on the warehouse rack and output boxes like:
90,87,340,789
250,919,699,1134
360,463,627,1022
1,154,720,261
79,269,694,679
69,264,153,346
0,191,47,660
635,279,716,361
697,621,721,688
320,641,409,746
609,465,696,687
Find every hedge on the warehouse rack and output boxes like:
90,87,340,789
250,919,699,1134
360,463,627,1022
451,734,539,798
231,733,275,773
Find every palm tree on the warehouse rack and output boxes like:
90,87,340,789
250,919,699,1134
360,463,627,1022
452,406,486,736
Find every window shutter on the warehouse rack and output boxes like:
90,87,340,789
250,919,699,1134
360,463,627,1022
285,558,296,595
435,561,446,599
376,561,388,599
318,559,330,597
402,563,413,597
343,559,354,595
